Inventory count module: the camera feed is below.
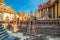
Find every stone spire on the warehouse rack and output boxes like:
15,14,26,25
30,10,33,17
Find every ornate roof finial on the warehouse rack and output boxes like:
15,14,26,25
0,0,4,3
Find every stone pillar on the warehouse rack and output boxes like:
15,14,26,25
58,0,60,18
40,9,41,17
51,7,54,18
47,8,48,17
55,3,58,18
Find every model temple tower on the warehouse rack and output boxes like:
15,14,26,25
30,10,33,17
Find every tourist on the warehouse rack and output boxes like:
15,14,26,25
0,22,15,40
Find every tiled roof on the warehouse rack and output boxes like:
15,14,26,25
39,2,49,9
38,0,57,9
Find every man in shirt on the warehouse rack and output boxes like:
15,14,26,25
0,22,20,40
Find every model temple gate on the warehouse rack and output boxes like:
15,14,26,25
1,17,60,35
16,16,60,35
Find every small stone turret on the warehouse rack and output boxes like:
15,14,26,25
30,10,33,17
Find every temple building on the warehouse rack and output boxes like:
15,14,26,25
18,12,24,20
35,9,41,19
17,12,29,21
38,1,50,19
0,0,16,21
49,0,60,18
0,0,4,3
38,0,60,18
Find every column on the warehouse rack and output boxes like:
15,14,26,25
47,8,48,17
40,9,41,17
51,7,54,18
55,3,58,18
58,0,60,18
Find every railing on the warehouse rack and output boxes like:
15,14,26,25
0,18,60,35
34,19,60,35
35,19,60,26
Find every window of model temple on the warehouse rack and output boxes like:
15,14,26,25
31,21,33,25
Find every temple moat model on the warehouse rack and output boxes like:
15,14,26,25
0,0,60,40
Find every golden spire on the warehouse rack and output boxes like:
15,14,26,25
35,9,41,18
0,0,4,3
0,0,5,6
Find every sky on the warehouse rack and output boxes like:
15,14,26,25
4,0,47,14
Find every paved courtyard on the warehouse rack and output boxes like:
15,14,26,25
7,31,60,40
